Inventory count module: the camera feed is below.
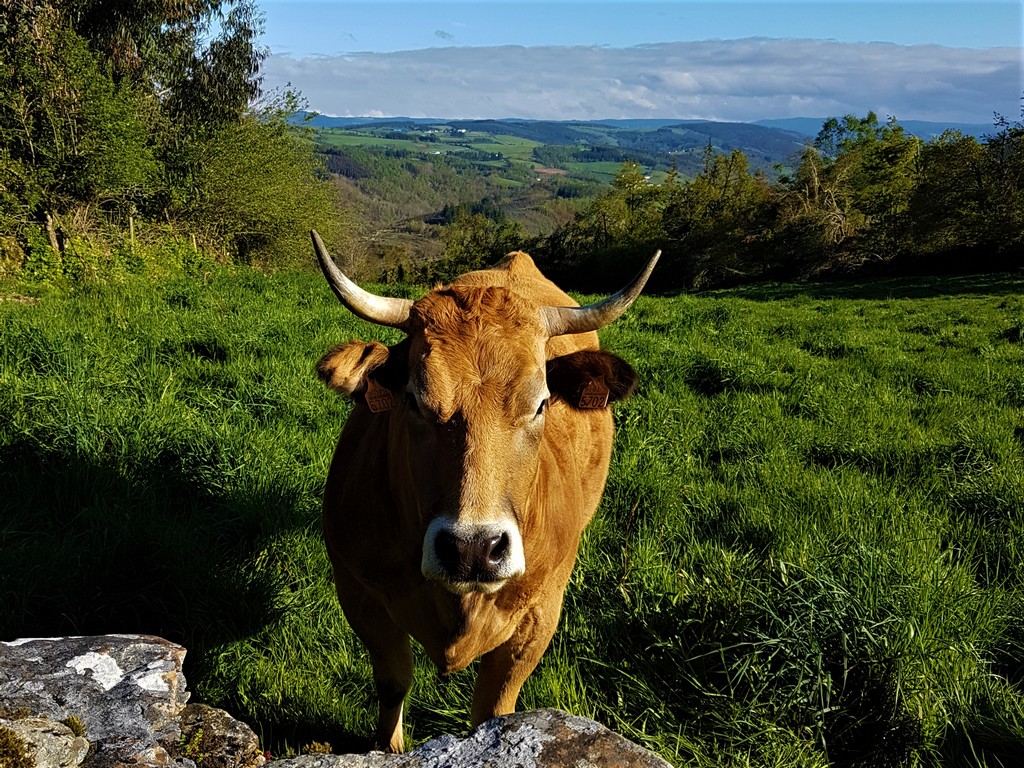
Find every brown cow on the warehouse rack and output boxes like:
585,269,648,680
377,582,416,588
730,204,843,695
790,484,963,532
312,230,658,752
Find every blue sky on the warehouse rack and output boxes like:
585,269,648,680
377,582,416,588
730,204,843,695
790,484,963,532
262,1,1022,56
259,1,1023,122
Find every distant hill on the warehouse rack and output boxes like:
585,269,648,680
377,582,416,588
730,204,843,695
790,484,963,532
295,112,995,143
295,113,810,171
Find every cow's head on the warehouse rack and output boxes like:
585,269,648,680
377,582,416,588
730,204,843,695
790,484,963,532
313,231,658,595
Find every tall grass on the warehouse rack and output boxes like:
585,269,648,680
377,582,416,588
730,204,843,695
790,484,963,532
1,271,1022,766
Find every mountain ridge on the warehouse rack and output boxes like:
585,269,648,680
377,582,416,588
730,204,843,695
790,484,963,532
295,112,994,140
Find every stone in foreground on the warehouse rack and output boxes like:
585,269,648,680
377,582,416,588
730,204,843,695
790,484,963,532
0,635,188,767
0,635,260,768
271,708,672,768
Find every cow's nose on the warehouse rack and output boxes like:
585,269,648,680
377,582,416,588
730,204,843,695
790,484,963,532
422,518,525,590
435,529,511,582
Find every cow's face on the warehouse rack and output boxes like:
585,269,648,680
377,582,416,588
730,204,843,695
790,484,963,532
312,232,656,595
318,296,639,594
401,288,549,593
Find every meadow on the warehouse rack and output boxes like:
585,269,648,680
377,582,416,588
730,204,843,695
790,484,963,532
1,268,1023,767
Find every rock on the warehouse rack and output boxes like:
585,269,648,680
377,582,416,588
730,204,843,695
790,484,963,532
0,635,189,768
269,708,672,768
1,637,669,768
0,716,91,768
176,704,263,768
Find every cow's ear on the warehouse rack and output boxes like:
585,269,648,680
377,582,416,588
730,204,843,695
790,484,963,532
317,340,391,396
317,340,408,409
546,350,638,410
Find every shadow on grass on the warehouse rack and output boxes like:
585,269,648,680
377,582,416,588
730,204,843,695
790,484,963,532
698,272,1024,302
0,437,268,643
0,439,368,755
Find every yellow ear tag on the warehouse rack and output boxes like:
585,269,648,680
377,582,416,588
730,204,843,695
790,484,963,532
578,378,610,409
365,379,395,413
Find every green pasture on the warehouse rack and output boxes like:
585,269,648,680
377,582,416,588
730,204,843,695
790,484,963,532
314,129,445,155
565,160,628,182
1,269,1023,766
313,129,540,165
462,135,542,163
490,176,527,188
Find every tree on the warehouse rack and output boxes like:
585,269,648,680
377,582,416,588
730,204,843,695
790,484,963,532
908,131,987,257
0,4,158,245
0,0,341,275
662,148,777,285
429,210,524,282
980,110,1024,258
186,96,345,266
572,162,664,254
774,114,923,270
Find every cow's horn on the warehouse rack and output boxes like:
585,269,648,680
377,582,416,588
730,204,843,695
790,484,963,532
541,250,660,337
312,230,413,330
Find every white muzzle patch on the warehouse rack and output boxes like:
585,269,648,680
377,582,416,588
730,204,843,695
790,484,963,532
421,516,526,593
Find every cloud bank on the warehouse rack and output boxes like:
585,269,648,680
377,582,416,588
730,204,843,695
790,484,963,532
263,38,1021,124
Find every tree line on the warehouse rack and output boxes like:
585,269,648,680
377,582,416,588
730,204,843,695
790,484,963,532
0,0,343,280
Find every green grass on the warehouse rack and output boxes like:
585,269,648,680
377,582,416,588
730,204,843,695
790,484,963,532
314,130,440,155
464,135,541,162
564,160,627,182
1,270,1023,766
314,129,541,165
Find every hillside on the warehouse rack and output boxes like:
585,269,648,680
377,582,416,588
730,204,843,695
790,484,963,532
301,107,1022,288
298,113,809,174
298,112,996,158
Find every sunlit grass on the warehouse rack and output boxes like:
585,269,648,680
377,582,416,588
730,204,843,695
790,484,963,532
1,269,1022,766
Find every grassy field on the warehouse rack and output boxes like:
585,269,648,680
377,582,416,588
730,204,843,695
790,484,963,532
314,130,444,154
314,128,541,165
564,160,629,183
1,269,1023,766
464,135,542,163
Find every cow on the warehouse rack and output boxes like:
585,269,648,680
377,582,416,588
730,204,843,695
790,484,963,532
312,230,658,752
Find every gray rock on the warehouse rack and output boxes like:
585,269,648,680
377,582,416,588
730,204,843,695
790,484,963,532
1,638,669,768
269,709,672,768
176,704,262,768
0,716,91,768
0,635,189,768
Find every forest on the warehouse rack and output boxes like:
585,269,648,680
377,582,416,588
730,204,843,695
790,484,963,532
1,0,1021,290
0,0,346,282
531,113,1024,291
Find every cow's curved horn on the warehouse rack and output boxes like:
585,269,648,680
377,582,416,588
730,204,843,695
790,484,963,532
312,230,413,330
541,250,660,337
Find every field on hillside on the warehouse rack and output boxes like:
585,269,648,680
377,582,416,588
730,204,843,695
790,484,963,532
315,127,543,173
2,270,1023,767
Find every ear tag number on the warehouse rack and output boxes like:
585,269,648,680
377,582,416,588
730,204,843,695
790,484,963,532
579,378,610,409
365,379,395,413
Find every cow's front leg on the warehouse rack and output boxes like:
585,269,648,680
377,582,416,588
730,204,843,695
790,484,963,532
469,600,561,726
367,631,413,753
335,585,413,752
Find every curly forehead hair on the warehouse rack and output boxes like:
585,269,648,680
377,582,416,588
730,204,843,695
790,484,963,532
413,285,543,339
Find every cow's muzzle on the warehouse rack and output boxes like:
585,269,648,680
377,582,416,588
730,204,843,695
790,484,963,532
421,518,525,593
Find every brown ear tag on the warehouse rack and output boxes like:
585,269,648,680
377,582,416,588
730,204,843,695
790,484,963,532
578,377,610,409
365,379,395,413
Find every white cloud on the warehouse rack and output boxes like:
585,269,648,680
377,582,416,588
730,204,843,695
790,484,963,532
263,39,1022,123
